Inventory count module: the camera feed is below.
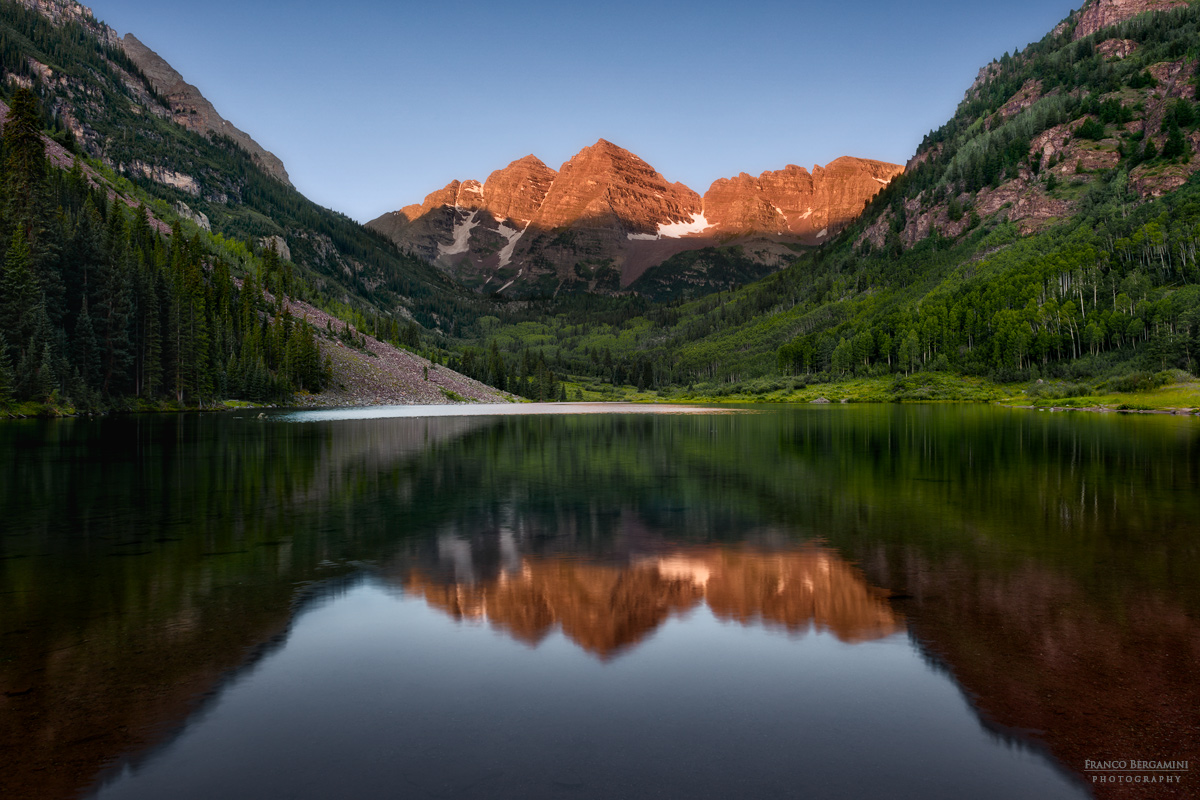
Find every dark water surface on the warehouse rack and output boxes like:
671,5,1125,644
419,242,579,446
2,404,1198,799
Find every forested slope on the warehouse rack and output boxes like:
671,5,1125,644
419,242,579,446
0,1,514,412
0,1,478,334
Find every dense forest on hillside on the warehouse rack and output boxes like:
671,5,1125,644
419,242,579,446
0,1,482,336
0,89,331,410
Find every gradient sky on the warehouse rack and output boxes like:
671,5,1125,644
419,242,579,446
86,0,1080,222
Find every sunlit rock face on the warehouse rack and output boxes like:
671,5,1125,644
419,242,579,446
482,155,559,227
367,142,900,296
703,158,904,240
529,139,702,234
398,544,903,659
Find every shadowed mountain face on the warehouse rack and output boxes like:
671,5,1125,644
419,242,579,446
395,543,902,659
120,33,291,186
1,407,1197,799
367,141,901,297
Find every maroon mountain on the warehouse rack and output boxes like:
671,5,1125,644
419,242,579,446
368,140,902,297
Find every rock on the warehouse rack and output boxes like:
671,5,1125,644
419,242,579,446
129,161,200,196
367,142,901,296
1096,38,1139,59
996,80,1043,121
174,201,210,232
259,235,291,262
812,397,831,404
482,155,557,226
12,0,119,46
967,63,1003,99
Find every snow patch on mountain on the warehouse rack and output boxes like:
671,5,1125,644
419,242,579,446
439,209,480,257
627,213,712,241
497,222,526,267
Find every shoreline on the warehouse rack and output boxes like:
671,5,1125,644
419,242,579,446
5,395,1198,421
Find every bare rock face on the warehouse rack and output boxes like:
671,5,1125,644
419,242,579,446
482,155,557,226
531,139,701,234
174,201,211,232
996,80,1044,121
130,160,199,196
1096,38,1139,59
704,158,903,243
1072,0,1188,40
367,142,901,297
258,235,291,262
704,172,789,234
120,34,292,186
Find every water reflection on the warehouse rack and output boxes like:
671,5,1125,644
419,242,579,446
396,543,902,658
0,406,1196,800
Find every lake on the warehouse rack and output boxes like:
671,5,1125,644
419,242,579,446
2,404,1197,799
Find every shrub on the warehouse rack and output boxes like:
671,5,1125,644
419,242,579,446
1075,118,1105,140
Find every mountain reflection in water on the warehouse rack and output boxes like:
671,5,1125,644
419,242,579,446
396,544,902,658
0,406,1195,800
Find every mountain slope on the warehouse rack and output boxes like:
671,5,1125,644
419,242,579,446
476,0,1200,398
0,0,507,412
1,0,477,336
368,141,901,298
119,32,291,186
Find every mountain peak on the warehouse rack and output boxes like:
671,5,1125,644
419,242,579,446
534,140,699,233
368,144,900,297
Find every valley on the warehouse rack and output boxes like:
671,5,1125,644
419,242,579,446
1,0,1199,416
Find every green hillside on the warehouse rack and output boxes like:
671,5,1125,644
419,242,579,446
0,1,507,413
0,1,477,333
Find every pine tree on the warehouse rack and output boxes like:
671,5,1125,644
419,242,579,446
35,341,55,402
0,228,42,366
68,196,105,314
72,296,100,389
4,88,63,324
94,210,133,396
0,332,13,403
1163,125,1188,161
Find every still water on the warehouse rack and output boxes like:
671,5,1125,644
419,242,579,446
2,404,1198,799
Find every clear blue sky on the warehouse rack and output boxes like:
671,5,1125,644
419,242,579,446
87,0,1080,222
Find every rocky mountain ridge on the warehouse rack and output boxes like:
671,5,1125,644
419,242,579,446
368,140,902,298
10,0,290,186
119,33,291,186
11,0,116,44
